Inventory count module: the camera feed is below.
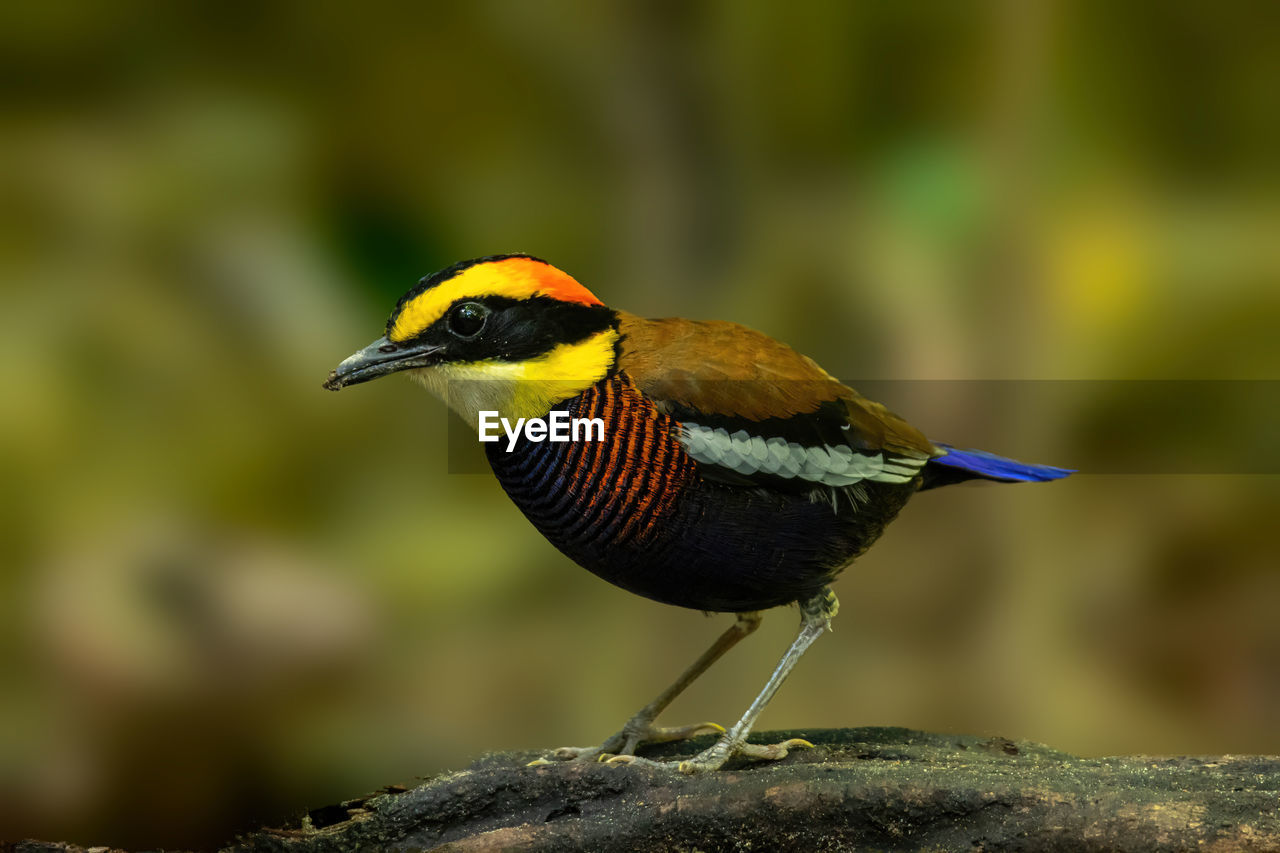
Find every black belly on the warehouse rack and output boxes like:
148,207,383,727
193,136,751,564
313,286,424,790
484,376,918,612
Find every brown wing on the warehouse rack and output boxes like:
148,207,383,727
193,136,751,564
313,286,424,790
615,312,937,459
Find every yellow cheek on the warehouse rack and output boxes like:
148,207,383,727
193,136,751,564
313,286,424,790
407,329,619,425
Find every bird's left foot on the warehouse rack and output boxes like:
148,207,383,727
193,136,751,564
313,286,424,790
527,720,725,766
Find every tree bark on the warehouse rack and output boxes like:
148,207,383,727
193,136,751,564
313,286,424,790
14,727,1280,852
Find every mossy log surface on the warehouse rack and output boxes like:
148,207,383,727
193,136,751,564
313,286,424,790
14,727,1280,852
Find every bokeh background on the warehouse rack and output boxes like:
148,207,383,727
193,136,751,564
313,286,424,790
2,1,1278,848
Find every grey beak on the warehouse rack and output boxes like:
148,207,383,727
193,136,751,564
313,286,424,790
323,336,444,391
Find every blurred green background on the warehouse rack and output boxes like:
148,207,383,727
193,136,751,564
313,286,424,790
2,1,1278,848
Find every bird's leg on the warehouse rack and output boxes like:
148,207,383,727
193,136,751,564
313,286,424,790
543,610,763,762
672,588,838,774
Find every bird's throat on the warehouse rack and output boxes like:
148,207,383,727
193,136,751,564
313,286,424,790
408,327,620,428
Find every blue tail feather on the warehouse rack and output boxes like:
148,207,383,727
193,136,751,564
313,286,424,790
926,443,1074,486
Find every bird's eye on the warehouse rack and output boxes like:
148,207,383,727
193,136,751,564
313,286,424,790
447,302,489,338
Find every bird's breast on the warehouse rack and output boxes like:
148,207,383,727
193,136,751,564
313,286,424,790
484,373,697,555
484,374,914,611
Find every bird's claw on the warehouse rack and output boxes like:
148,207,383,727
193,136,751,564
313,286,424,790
677,736,815,774
604,754,670,769
738,737,814,761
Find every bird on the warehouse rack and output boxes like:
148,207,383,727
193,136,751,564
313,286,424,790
323,253,1072,773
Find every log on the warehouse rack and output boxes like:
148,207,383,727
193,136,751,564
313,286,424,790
14,727,1280,852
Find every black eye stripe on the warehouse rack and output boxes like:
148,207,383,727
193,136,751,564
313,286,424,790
395,295,616,363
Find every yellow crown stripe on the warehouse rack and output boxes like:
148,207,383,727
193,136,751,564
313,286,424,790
389,257,601,343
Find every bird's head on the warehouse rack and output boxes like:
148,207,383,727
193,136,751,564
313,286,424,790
324,255,619,426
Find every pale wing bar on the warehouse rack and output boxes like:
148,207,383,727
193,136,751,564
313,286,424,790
678,422,926,486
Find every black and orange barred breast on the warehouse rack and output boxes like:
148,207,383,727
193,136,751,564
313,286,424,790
485,374,917,612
